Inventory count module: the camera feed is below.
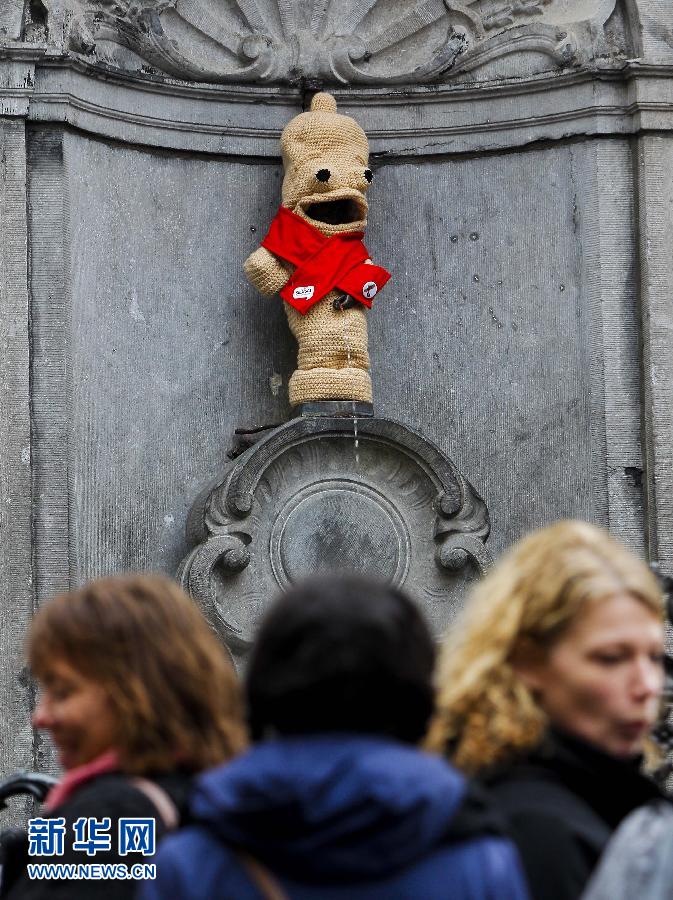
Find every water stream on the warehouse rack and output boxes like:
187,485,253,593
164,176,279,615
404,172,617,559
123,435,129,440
338,301,360,466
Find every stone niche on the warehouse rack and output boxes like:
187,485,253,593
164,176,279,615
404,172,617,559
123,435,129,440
179,414,491,661
0,0,672,772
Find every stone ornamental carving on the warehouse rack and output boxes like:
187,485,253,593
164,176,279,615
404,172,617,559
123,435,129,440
179,415,491,660
51,0,619,85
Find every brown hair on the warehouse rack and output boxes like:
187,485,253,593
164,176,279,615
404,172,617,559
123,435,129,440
426,521,664,773
28,574,246,774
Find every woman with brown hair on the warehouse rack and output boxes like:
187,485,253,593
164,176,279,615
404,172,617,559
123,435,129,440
427,520,669,900
4,574,245,899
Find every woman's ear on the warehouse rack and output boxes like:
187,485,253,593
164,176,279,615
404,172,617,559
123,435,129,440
510,637,547,693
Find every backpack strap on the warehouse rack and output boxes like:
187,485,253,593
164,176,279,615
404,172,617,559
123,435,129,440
235,850,289,900
130,777,180,831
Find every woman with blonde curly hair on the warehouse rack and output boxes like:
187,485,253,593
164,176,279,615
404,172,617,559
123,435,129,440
427,520,669,900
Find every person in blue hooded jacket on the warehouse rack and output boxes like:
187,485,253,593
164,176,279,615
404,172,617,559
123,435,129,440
143,577,529,900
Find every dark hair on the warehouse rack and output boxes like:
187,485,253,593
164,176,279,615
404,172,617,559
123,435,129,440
246,577,436,744
29,574,246,774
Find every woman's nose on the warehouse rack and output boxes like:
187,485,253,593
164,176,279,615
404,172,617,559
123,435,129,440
632,658,664,699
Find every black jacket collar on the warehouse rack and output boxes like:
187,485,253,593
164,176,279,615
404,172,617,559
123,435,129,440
484,727,666,829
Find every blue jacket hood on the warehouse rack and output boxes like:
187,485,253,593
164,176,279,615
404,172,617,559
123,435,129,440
190,735,467,880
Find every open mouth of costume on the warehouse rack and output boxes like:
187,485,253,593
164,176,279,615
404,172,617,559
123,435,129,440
302,197,365,226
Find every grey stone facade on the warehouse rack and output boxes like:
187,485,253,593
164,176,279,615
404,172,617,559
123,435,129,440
0,0,672,772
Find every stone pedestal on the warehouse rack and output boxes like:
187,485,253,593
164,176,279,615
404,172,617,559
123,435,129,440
179,414,491,659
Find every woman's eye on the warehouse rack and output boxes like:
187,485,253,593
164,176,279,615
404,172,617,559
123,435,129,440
594,654,623,665
50,689,70,701
46,682,74,701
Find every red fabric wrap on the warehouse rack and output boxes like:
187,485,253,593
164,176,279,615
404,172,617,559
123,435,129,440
44,749,120,811
260,206,391,314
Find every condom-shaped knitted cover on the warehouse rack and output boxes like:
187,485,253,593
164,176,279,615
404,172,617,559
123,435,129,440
243,92,378,405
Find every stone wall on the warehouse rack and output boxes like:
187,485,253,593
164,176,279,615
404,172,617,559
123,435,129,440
1,0,672,775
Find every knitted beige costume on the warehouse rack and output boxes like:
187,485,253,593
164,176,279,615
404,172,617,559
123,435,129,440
244,93,375,406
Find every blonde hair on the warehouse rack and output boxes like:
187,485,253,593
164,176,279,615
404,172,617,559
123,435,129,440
426,521,663,773
29,574,247,774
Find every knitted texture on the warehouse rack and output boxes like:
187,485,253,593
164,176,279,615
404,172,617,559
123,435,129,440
243,246,290,296
285,292,369,370
243,92,382,406
280,94,370,228
289,367,372,404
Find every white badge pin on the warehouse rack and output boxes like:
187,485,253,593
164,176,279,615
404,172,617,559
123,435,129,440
363,281,378,300
293,285,315,301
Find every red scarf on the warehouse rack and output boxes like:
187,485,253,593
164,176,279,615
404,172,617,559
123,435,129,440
261,206,391,314
44,749,120,811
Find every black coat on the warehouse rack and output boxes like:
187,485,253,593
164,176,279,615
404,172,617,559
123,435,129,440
480,728,667,900
3,772,193,900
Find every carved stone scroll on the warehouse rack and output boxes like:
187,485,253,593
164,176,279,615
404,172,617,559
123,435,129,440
46,0,620,85
178,416,491,659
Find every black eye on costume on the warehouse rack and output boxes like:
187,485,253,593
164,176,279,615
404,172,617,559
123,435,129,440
316,169,331,182
364,169,373,183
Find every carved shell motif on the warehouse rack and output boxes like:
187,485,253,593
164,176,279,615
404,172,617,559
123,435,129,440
63,0,618,84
